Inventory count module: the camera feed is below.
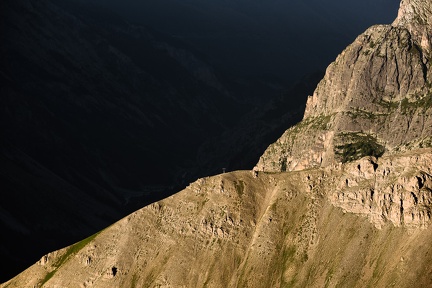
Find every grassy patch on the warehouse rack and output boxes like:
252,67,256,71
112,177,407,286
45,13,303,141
280,246,298,287
335,133,385,163
39,231,100,286
376,94,432,115
418,137,432,148
234,180,245,197
375,98,399,110
280,158,288,172
142,270,157,288
401,95,432,112
299,114,333,131
131,274,139,288
393,136,432,151
286,114,333,140
346,108,379,120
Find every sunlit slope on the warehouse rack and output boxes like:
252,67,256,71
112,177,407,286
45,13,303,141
3,148,432,287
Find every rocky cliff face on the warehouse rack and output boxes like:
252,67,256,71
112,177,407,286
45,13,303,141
394,0,432,51
2,0,432,287
255,0,432,172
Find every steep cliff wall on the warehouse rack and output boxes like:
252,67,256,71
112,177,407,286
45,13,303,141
255,0,432,172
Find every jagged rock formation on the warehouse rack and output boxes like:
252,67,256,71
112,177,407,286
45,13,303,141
328,151,432,229
255,0,432,172
394,0,432,52
2,0,432,287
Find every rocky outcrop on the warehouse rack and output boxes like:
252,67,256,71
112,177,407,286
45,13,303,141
3,149,432,288
393,0,432,53
255,0,432,172
327,150,432,229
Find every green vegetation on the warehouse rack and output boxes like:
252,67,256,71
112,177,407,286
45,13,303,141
346,108,378,120
418,137,432,148
399,96,432,113
289,114,333,137
263,114,334,165
131,274,139,288
234,180,245,197
39,231,100,286
362,49,372,56
280,158,288,172
376,94,432,115
283,248,302,288
311,115,332,130
197,197,209,212
394,136,432,151
142,270,157,288
375,98,400,110
335,133,385,163
305,114,333,130
271,244,298,288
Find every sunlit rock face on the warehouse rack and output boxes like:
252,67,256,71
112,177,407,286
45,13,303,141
255,0,432,173
3,149,432,288
394,0,432,52
328,152,432,229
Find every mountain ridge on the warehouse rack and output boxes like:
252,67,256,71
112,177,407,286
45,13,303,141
2,0,432,287
255,0,432,173
3,148,432,287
